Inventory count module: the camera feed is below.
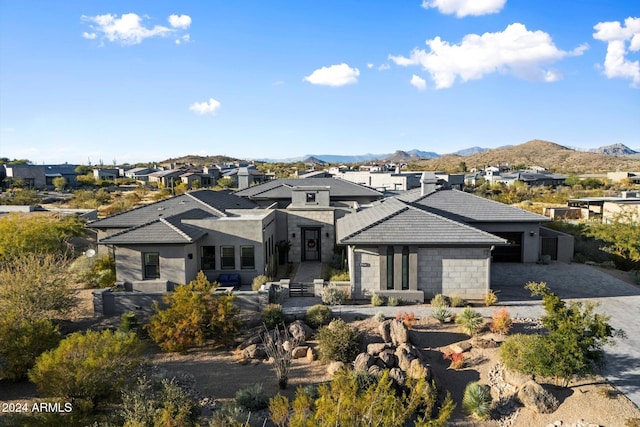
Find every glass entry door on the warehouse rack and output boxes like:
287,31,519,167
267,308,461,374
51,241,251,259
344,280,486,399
302,228,320,261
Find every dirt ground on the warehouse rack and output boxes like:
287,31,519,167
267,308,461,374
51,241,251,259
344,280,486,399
1,293,639,426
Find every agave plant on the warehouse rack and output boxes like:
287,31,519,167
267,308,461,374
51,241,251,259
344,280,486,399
455,306,484,336
462,381,492,420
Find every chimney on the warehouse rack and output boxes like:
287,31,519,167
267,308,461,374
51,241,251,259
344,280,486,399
420,172,437,196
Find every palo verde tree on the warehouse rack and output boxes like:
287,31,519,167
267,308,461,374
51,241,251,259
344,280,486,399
585,212,640,269
500,281,624,386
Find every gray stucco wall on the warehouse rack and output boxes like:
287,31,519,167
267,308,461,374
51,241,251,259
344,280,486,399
114,244,194,286
285,208,335,263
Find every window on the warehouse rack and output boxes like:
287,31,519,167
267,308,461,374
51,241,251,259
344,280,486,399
221,246,235,270
143,252,160,279
201,246,215,270
401,246,409,290
241,246,255,270
386,246,394,290
306,192,316,203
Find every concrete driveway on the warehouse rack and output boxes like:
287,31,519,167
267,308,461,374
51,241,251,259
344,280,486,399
282,262,640,408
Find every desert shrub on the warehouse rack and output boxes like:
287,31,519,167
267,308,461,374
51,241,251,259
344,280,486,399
261,325,295,389
329,270,350,281
462,382,492,420
455,307,484,336
449,295,465,307
432,306,453,323
252,274,271,291
121,375,199,427
373,311,386,322
354,370,379,392
268,369,455,426
395,310,416,328
431,293,449,307
500,333,549,376
371,293,385,307
625,418,640,427
119,311,138,333
317,319,361,363
209,403,249,427
28,329,145,409
387,296,400,306
483,290,498,307
489,309,513,335
262,304,284,329
0,314,60,381
443,350,464,370
235,383,269,411
146,272,240,352
305,304,333,329
321,285,349,305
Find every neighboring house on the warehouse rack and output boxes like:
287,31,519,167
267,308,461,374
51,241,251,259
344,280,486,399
567,192,640,223
607,171,640,184
222,165,265,189
486,169,566,187
123,167,157,182
2,164,82,188
148,169,185,188
93,168,120,181
333,170,422,191
337,173,552,301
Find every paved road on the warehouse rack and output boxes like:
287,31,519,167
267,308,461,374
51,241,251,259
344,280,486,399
281,263,640,408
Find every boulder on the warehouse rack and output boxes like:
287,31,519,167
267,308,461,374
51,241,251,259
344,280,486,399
378,350,397,368
395,347,414,372
367,342,391,356
237,334,262,351
407,359,431,381
292,346,309,359
354,352,375,372
242,344,266,359
396,342,420,358
283,340,293,353
306,347,317,362
449,341,472,354
327,361,346,376
289,320,313,343
368,364,382,377
517,380,559,414
389,319,409,346
504,369,534,390
379,320,392,343
388,368,405,387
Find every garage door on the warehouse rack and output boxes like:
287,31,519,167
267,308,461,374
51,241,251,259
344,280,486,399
492,232,523,263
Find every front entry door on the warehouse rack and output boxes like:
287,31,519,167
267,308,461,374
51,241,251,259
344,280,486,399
302,228,321,261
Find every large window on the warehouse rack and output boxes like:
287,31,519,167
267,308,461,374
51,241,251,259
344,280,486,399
143,252,160,279
386,246,394,290
401,246,409,290
241,246,255,270
221,246,235,270
201,246,215,270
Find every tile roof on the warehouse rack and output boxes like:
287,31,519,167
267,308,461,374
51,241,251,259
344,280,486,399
233,178,383,199
99,210,209,244
337,198,507,245
88,189,256,228
401,189,550,223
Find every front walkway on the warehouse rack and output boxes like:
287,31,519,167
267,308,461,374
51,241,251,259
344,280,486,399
292,261,323,283
281,262,640,409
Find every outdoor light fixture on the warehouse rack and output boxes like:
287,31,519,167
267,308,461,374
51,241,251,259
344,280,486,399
529,231,535,237
292,233,296,238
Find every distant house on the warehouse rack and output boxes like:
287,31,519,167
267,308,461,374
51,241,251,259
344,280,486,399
484,169,566,187
93,168,119,181
222,165,265,189
567,192,640,223
123,167,157,182
148,169,185,188
2,163,82,188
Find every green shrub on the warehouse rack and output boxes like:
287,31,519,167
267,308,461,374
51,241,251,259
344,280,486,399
305,304,333,329
483,290,498,307
500,334,549,376
373,312,386,322
371,293,385,307
329,270,350,281
0,314,60,381
209,403,249,427
455,306,484,336
430,293,449,308
321,285,349,305
262,304,284,329
317,319,361,363
387,297,400,307
449,295,465,307
462,382,492,420
120,311,138,333
235,383,269,411
28,329,145,408
489,309,513,335
432,306,453,323
252,274,271,291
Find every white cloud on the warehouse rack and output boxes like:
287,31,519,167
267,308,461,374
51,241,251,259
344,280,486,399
421,0,506,17
168,14,192,29
378,63,391,71
367,63,374,69
303,63,360,86
389,23,585,89
189,98,221,116
593,17,640,87
410,74,427,90
81,13,190,45
175,34,191,45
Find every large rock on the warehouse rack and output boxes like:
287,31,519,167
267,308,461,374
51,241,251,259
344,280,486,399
368,364,382,377
242,344,266,359
407,359,431,381
388,368,405,387
395,347,415,372
378,350,397,368
289,320,313,343
389,319,409,346
292,346,309,359
237,334,262,351
327,361,346,376
504,369,534,390
354,352,375,372
449,341,472,354
283,340,293,353
367,342,391,356
517,380,559,414
306,347,317,362
379,320,392,343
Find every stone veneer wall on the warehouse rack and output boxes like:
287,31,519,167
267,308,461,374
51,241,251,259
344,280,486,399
417,247,490,299
353,246,381,298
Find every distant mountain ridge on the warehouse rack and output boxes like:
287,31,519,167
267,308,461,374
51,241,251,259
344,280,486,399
590,143,638,156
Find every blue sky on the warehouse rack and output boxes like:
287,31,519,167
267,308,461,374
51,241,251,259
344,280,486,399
1,0,639,165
